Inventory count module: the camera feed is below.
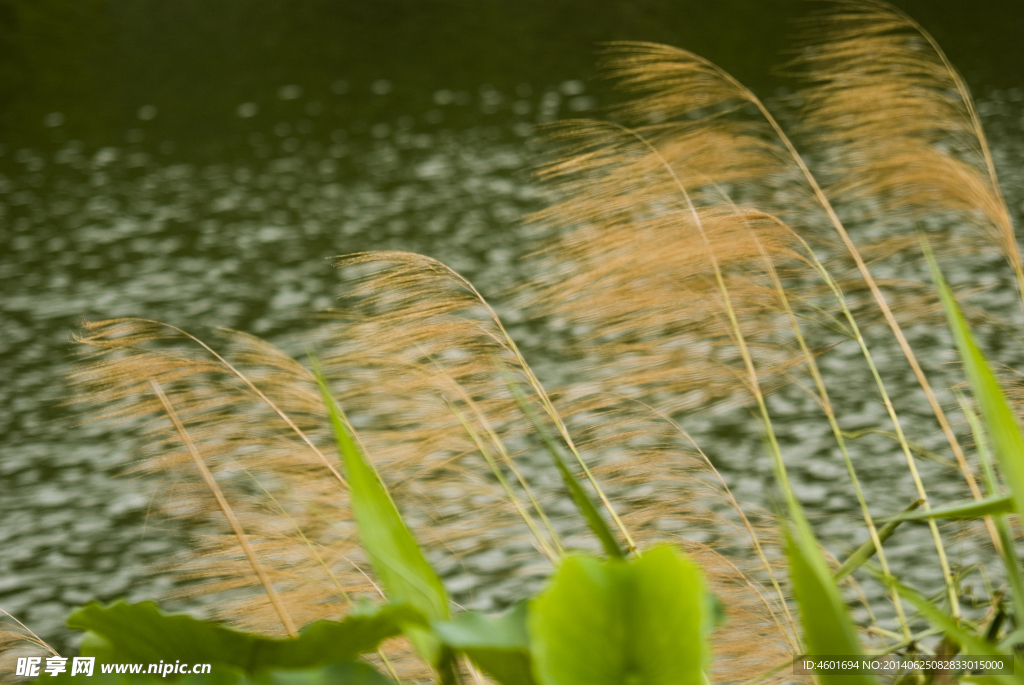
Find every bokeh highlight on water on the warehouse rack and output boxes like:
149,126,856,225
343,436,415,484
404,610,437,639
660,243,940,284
2,51,1024,655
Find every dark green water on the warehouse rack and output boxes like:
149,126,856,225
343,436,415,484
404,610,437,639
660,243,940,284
1,0,1023,655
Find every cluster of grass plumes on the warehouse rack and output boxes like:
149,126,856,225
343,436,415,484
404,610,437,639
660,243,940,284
35,1,1023,683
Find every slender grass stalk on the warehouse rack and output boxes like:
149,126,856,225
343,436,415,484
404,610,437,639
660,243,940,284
465,658,486,685
622,44,986,561
417,351,564,556
240,467,352,602
841,429,956,469
0,607,60,656
503,372,623,560
745,80,982,529
635,401,799,650
368,256,636,553
597,121,808,644
788,234,961,614
432,368,565,557
750,228,912,640
594,122,794,493
446,400,560,562
87,320,348,489
149,379,298,637
678,183,804,654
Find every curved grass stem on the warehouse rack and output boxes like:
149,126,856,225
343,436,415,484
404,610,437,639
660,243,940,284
149,380,298,637
793,237,960,615
751,229,912,641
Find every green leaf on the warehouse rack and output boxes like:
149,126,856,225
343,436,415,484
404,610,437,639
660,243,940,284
833,500,920,581
890,577,1021,685
312,358,449,667
703,592,727,636
506,379,623,559
925,246,1024,533
65,600,420,675
433,603,536,685
529,545,706,685
784,500,874,685
878,493,1013,523
960,392,1024,629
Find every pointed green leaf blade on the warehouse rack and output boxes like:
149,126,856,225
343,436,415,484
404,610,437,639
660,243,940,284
312,361,449,665
783,498,875,685
878,493,1013,523
506,380,623,559
926,248,1024,529
529,545,706,685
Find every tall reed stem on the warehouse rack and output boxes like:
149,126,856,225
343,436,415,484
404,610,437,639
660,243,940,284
751,227,911,640
791,237,959,614
150,380,298,637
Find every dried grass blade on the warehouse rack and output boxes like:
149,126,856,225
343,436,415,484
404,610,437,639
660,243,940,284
149,379,297,637
135,320,347,489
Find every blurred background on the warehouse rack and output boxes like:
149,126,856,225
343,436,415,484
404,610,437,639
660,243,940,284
1,0,1022,655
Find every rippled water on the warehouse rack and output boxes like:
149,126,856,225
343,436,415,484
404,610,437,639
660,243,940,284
2,80,1024,653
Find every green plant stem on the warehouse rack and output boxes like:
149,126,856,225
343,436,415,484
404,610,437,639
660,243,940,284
793,236,960,616
447,401,560,562
149,380,298,637
960,395,1024,621
636,401,800,650
409,259,637,553
506,375,623,559
833,500,920,582
752,228,912,641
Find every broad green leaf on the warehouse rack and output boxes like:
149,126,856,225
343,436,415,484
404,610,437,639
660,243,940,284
506,380,623,559
784,499,874,685
529,545,706,685
833,500,920,581
66,600,420,675
925,248,1024,531
878,494,1013,523
312,359,449,667
433,603,536,685
40,662,393,685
